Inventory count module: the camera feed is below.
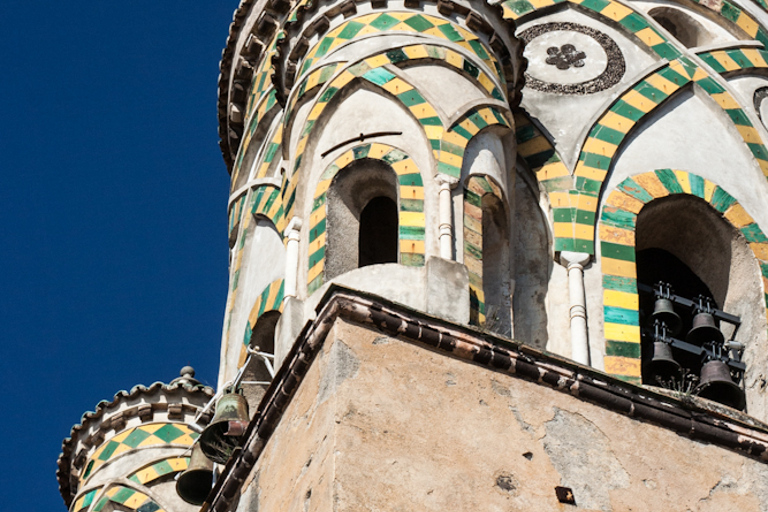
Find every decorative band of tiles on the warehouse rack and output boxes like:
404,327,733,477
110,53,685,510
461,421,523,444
463,175,504,325
80,423,198,484
248,34,284,115
254,123,284,181
296,12,503,85
239,278,285,367
233,89,280,186
252,184,286,233
599,170,768,383
92,484,165,512
514,109,570,193
307,143,425,295
282,41,510,221
228,194,247,239
73,487,101,512
128,457,189,486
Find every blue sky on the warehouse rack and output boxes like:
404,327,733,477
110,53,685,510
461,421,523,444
0,3,238,509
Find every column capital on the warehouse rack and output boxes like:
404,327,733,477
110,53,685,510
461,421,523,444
435,173,460,188
286,216,303,233
559,251,591,269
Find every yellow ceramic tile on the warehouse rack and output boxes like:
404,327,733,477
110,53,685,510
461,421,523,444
583,137,618,158
634,172,669,198
536,161,570,181
441,130,468,148
576,191,598,213
168,457,188,471
736,12,760,37
622,89,657,113
553,222,574,238
604,289,639,310
381,77,412,96
710,91,740,110
478,73,496,93
750,242,768,260
672,170,691,194
599,111,633,133
601,257,636,278
399,211,426,226
601,1,633,21
307,262,324,284
365,54,391,68
400,239,425,254
605,190,643,214
635,27,665,47
724,203,754,228
599,223,635,245
134,467,157,484
528,0,556,8
574,223,593,240
712,51,741,72
410,102,439,120
604,322,641,343
367,143,392,159
743,48,768,69
403,45,430,60
401,185,425,200
424,125,445,140
737,125,763,144
704,179,717,202
758,158,768,178
548,191,573,208
123,492,148,509
390,159,417,175
604,355,642,376
574,164,608,182
334,150,355,169
308,231,326,255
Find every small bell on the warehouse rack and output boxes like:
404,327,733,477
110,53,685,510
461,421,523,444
686,312,724,346
650,298,682,335
695,360,746,410
176,443,214,505
645,341,681,384
199,390,250,464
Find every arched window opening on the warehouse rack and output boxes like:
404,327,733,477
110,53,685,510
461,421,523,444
481,194,512,336
242,311,280,409
359,196,398,267
648,7,707,48
636,196,747,410
326,160,398,279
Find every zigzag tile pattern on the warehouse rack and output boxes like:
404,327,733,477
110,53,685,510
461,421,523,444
463,175,504,325
307,143,425,294
239,278,285,367
599,170,768,383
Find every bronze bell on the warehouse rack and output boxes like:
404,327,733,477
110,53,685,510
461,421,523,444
686,312,725,346
176,443,214,505
650,298,682,335
645,341,681,383
199,390,250,464
695,360,746,410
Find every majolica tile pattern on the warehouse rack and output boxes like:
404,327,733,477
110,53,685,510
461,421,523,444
599,170,768,383
80,423,197,483
239,278,285,367
307,143,425,294
128,457,189,486
91,485,166,512
463,175,504,325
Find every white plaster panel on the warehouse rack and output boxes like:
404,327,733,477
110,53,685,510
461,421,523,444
606,88,768,229
517,7,659,170
400,64,488,119
222,218,286,383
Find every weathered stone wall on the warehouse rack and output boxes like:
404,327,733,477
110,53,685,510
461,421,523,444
236,318,768,511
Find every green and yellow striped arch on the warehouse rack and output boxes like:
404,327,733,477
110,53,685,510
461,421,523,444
238,278,285,367
463,174,505,325
307,143,426,294
599,169,768,383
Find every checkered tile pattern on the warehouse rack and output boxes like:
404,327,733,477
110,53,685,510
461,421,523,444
92,485,166,512
81,423,197,484
233,89,280,187
599,170,768,383
73,488,100,512
128,457,189,486
463,175,504,325
306,143,425,295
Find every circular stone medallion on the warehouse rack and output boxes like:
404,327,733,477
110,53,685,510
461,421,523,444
519,22,625,95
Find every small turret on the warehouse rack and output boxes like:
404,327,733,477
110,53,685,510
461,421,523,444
57,367,214,512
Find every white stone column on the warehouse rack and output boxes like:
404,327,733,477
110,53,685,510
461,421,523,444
284,217,303,299
560,251,592,366
436,174,459,260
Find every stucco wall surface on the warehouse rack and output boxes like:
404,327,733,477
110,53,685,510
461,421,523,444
238,319,768,511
